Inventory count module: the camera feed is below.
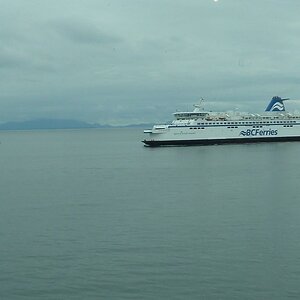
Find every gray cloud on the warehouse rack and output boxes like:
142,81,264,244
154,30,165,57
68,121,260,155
1,0,300,124
52,19,122,45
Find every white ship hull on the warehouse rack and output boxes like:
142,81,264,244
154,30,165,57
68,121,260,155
143,124,300,146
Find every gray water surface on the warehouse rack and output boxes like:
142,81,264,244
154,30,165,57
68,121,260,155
1,129,300,299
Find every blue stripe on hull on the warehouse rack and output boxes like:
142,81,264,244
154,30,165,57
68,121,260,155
143,136,300,147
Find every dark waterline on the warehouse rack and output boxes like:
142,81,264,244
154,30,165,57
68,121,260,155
1,128,300,299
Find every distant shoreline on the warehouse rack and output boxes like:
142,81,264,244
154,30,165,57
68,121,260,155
0,119,153,131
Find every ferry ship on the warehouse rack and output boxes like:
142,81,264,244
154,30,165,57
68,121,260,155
143,96,300,146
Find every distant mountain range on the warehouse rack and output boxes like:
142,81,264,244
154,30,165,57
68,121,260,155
0,119,153,130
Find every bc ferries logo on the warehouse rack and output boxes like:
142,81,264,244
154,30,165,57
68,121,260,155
240,129,278,136
270,102,284,111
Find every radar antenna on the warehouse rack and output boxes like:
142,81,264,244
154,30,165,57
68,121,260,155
193,98,204,110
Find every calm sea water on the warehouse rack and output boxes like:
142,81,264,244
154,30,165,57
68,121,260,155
1,128,300,299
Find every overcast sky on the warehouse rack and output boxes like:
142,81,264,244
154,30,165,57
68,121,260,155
1,0,300,124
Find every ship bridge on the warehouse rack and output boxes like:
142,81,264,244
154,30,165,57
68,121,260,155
173,111,209,120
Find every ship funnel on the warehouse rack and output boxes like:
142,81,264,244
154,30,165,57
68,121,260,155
265,96,289,112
